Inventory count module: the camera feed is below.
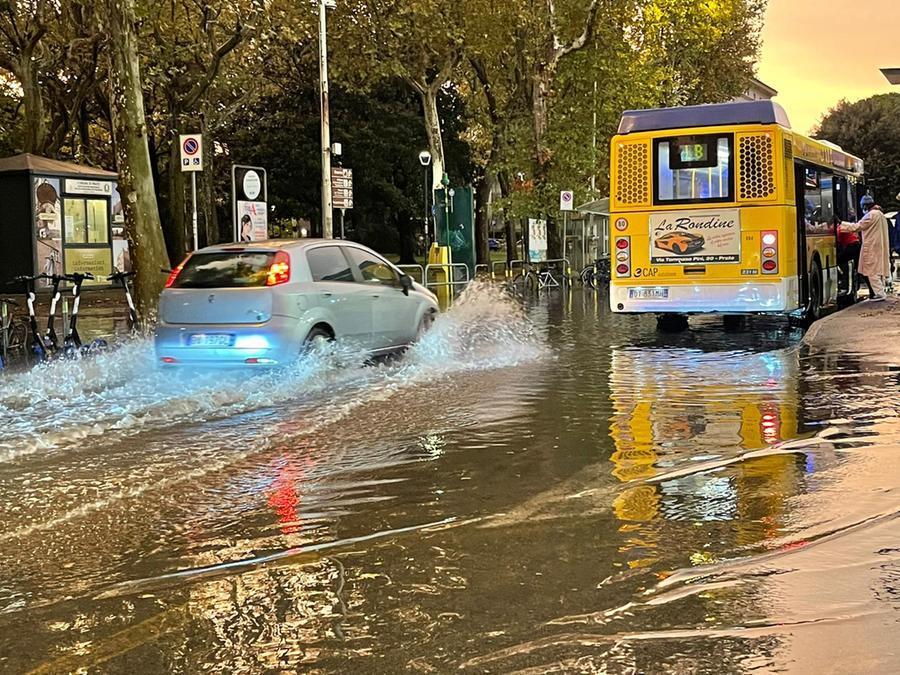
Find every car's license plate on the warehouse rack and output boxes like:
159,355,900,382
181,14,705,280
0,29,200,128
188,333,235,347
629,288,669,300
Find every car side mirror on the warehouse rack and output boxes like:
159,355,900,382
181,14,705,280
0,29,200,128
399,274,413,296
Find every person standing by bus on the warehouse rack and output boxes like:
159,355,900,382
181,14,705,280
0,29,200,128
839,195,890,301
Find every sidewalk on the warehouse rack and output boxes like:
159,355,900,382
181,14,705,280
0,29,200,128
802,296,900,357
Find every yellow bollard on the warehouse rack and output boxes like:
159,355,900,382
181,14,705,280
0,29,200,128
428,243,451,308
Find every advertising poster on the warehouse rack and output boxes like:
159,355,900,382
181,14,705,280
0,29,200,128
237,200,268,241
649,209,740,265
110,183,131,272
528,218,547,263
33,177,62,286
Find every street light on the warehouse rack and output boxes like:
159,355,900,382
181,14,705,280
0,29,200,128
881,68,900,85
318,0,335,238
419,150,432,248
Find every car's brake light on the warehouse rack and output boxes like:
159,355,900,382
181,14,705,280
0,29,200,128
165,257,190,288
266,251,291,286
161,356,178,364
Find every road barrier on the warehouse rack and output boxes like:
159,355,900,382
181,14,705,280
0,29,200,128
397,264,425,285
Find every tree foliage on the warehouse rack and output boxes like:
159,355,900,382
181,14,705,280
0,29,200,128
816,94,900,212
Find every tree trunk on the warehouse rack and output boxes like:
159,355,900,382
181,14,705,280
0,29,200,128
165,135,187,261
474,170,491,265
105,0,169,322
19,49,47,154
398,216,416,264
419,85,446,189
498,171,516,265
199,109,219,246
531,69,562,259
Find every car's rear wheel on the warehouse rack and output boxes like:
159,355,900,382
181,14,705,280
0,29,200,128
303,325,333,354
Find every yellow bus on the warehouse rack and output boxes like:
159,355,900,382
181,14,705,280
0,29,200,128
608,101,865,324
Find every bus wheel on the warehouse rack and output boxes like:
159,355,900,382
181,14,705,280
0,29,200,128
657,313,688,332
804,260,823,324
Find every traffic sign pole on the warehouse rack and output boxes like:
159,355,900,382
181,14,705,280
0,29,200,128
180,134,204,250
191,172,198,251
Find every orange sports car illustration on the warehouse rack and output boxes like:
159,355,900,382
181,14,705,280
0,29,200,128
654,231,705,255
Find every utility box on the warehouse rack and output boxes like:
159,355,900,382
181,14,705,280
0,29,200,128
433,185,475,277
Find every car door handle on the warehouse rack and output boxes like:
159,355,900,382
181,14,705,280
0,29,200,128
321,292,333,297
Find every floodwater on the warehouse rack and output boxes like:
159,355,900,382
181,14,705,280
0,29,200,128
0,284,898,674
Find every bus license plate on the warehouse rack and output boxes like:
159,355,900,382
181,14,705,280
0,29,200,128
629,288,669,300
188,333,235,347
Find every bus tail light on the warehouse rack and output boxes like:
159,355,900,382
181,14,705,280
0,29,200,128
761,231,778,275
615,237,631,277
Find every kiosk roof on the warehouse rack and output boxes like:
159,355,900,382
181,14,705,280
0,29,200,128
0,153,116,177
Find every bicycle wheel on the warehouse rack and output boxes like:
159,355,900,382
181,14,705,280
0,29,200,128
8,319,27,350
524,271,539,292
580,267,596,289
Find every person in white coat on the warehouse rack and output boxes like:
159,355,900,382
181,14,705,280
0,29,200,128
839,195,890,301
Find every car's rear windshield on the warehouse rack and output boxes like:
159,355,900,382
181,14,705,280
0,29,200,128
172,251,277,288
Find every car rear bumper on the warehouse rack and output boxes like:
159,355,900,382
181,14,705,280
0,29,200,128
610,277,800,314
154,317,308,367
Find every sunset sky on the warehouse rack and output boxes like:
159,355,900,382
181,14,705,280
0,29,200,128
757,0,898,134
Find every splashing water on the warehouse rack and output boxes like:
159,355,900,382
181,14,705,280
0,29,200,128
0,282,545,463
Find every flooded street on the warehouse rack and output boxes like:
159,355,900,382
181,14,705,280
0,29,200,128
1,284,899,673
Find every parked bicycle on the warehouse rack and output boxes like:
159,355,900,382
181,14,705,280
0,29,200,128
512,262,556,292
1,297,28,369
579,257,611,289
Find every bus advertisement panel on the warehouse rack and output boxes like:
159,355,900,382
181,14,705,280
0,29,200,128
649,209,741,264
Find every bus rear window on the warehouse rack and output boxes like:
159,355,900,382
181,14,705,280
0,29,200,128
655,135,733,204
172,252,277,288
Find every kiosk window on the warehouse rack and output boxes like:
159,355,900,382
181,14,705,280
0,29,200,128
65,198,109,244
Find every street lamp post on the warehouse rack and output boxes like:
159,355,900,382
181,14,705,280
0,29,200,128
318,0,335,238
418,150,432,248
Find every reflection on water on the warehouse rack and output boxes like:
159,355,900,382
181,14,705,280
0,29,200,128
1,289,899,673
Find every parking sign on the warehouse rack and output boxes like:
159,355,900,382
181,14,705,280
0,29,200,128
180,134,203,172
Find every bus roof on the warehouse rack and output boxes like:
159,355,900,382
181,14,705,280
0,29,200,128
617,101,791,135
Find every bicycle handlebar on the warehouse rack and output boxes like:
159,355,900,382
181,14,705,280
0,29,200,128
0,297,19,307
65,272,95,282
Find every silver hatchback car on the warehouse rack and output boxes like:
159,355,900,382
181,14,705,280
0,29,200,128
155,240,439,366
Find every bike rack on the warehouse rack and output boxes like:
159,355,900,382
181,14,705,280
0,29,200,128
474,264,491,279
397,264,426,285
425,263,471,288
491,260,511,279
